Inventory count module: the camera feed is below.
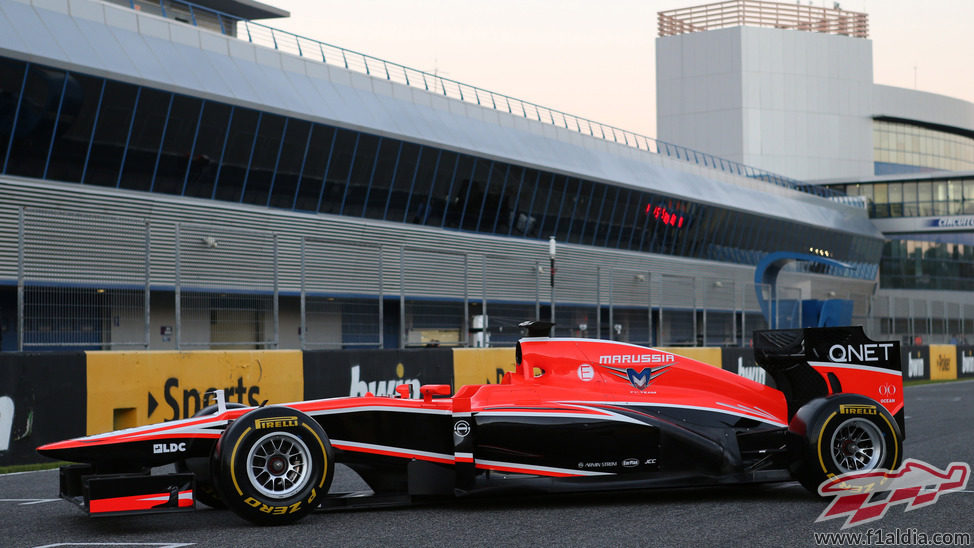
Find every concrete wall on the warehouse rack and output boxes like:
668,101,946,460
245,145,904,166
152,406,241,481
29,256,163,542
658,27,874,182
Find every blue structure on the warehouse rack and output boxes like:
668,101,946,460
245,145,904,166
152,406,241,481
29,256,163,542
754,252,854,328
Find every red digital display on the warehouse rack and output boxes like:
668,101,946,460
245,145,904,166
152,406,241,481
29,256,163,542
646,204,686,228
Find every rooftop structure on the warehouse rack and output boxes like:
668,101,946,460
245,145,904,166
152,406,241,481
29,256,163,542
658,0,868,38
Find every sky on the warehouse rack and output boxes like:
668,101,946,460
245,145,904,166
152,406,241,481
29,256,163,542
266,0,974,138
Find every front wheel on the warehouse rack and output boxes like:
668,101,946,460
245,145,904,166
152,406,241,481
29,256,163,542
176,402,248,509
789,394,902,493
213,406,333,525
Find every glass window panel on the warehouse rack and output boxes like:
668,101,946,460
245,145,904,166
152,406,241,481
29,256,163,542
406,145,438,224
579,183,607,246
45,72,103,183
947,180,962,215
601,186,622,247
318,128,357,213
241,113,285,206
0,57,28,173
293,124,335,211
463,158,491,231
872,184,888,204
444,155,475,229
636,193,657,252
183,100,229,199
917,183,932,215
213,107,258,202
964,180,974,214
609,183,632,249
698,204,723,260
362,138,400,220
487,163,513,234
670,200,696,260
424,150,458,227
151,95,200,195
268,118,311,209
84,79,138,187
570,180,595,244
530,172,555,237
623,191,646,251
6,66,70,178
118,88,171,191
561,177,583,241
385,142,419,222
550,175,574,241
502,164,525,236
340,132,378,216
887,182,902,203
512,167,541,236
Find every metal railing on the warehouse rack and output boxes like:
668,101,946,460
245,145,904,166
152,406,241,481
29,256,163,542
659,0,869,38
103,0,844,200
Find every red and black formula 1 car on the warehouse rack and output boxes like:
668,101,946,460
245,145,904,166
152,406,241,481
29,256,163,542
37,325,905,525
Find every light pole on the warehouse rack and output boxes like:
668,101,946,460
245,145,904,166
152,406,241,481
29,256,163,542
549,236,556,336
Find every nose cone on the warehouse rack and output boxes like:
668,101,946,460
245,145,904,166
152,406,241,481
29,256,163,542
37,437,98,463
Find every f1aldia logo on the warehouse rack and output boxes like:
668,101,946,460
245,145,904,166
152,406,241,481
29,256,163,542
601,364,673,391
816,458,970,529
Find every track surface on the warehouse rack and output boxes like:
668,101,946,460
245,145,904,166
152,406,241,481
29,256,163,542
3,381,973,547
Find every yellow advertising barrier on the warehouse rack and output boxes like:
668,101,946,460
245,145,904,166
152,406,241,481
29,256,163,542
928,344,958,381
658,347,723,368
452,348,517,388
85,351,303,435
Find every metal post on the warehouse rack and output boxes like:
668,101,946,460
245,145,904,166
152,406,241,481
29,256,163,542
399,247,406,349
144,220,150,349
17,207,24,352
273,233,279,349
463,254,469,346
549,237,556,336
300,237,306,350
595,266,601,339
647,272,652,347
741,291,747,348
609,272,614,341
732,281,738,347
535,260,540,321
481,255,487,348
908,299,914,344
174,223,181,350
378,247,384,349
692,277,698,346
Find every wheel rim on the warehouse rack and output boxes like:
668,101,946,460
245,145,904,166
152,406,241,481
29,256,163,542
829,417,884,473
246,431,313,499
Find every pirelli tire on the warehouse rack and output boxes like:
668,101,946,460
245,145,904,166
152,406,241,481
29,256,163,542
789,394,903,494
175,402,248,509
213,406,334,525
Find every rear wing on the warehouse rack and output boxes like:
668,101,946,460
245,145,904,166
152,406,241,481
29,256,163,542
754,326,904,436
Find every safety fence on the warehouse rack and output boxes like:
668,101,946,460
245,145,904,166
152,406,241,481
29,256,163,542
7,207,958,351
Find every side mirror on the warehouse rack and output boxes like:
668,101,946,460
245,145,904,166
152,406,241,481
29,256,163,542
420,384,452,402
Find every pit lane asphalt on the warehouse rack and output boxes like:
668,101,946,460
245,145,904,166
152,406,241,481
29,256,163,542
3,381,973,548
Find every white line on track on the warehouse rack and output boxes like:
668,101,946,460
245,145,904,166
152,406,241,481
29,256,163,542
34,543,196,547
0,468,58,477
0,498,60,505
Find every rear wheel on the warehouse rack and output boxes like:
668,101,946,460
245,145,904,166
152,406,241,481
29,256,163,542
790,394,902,493
213,406,333,525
